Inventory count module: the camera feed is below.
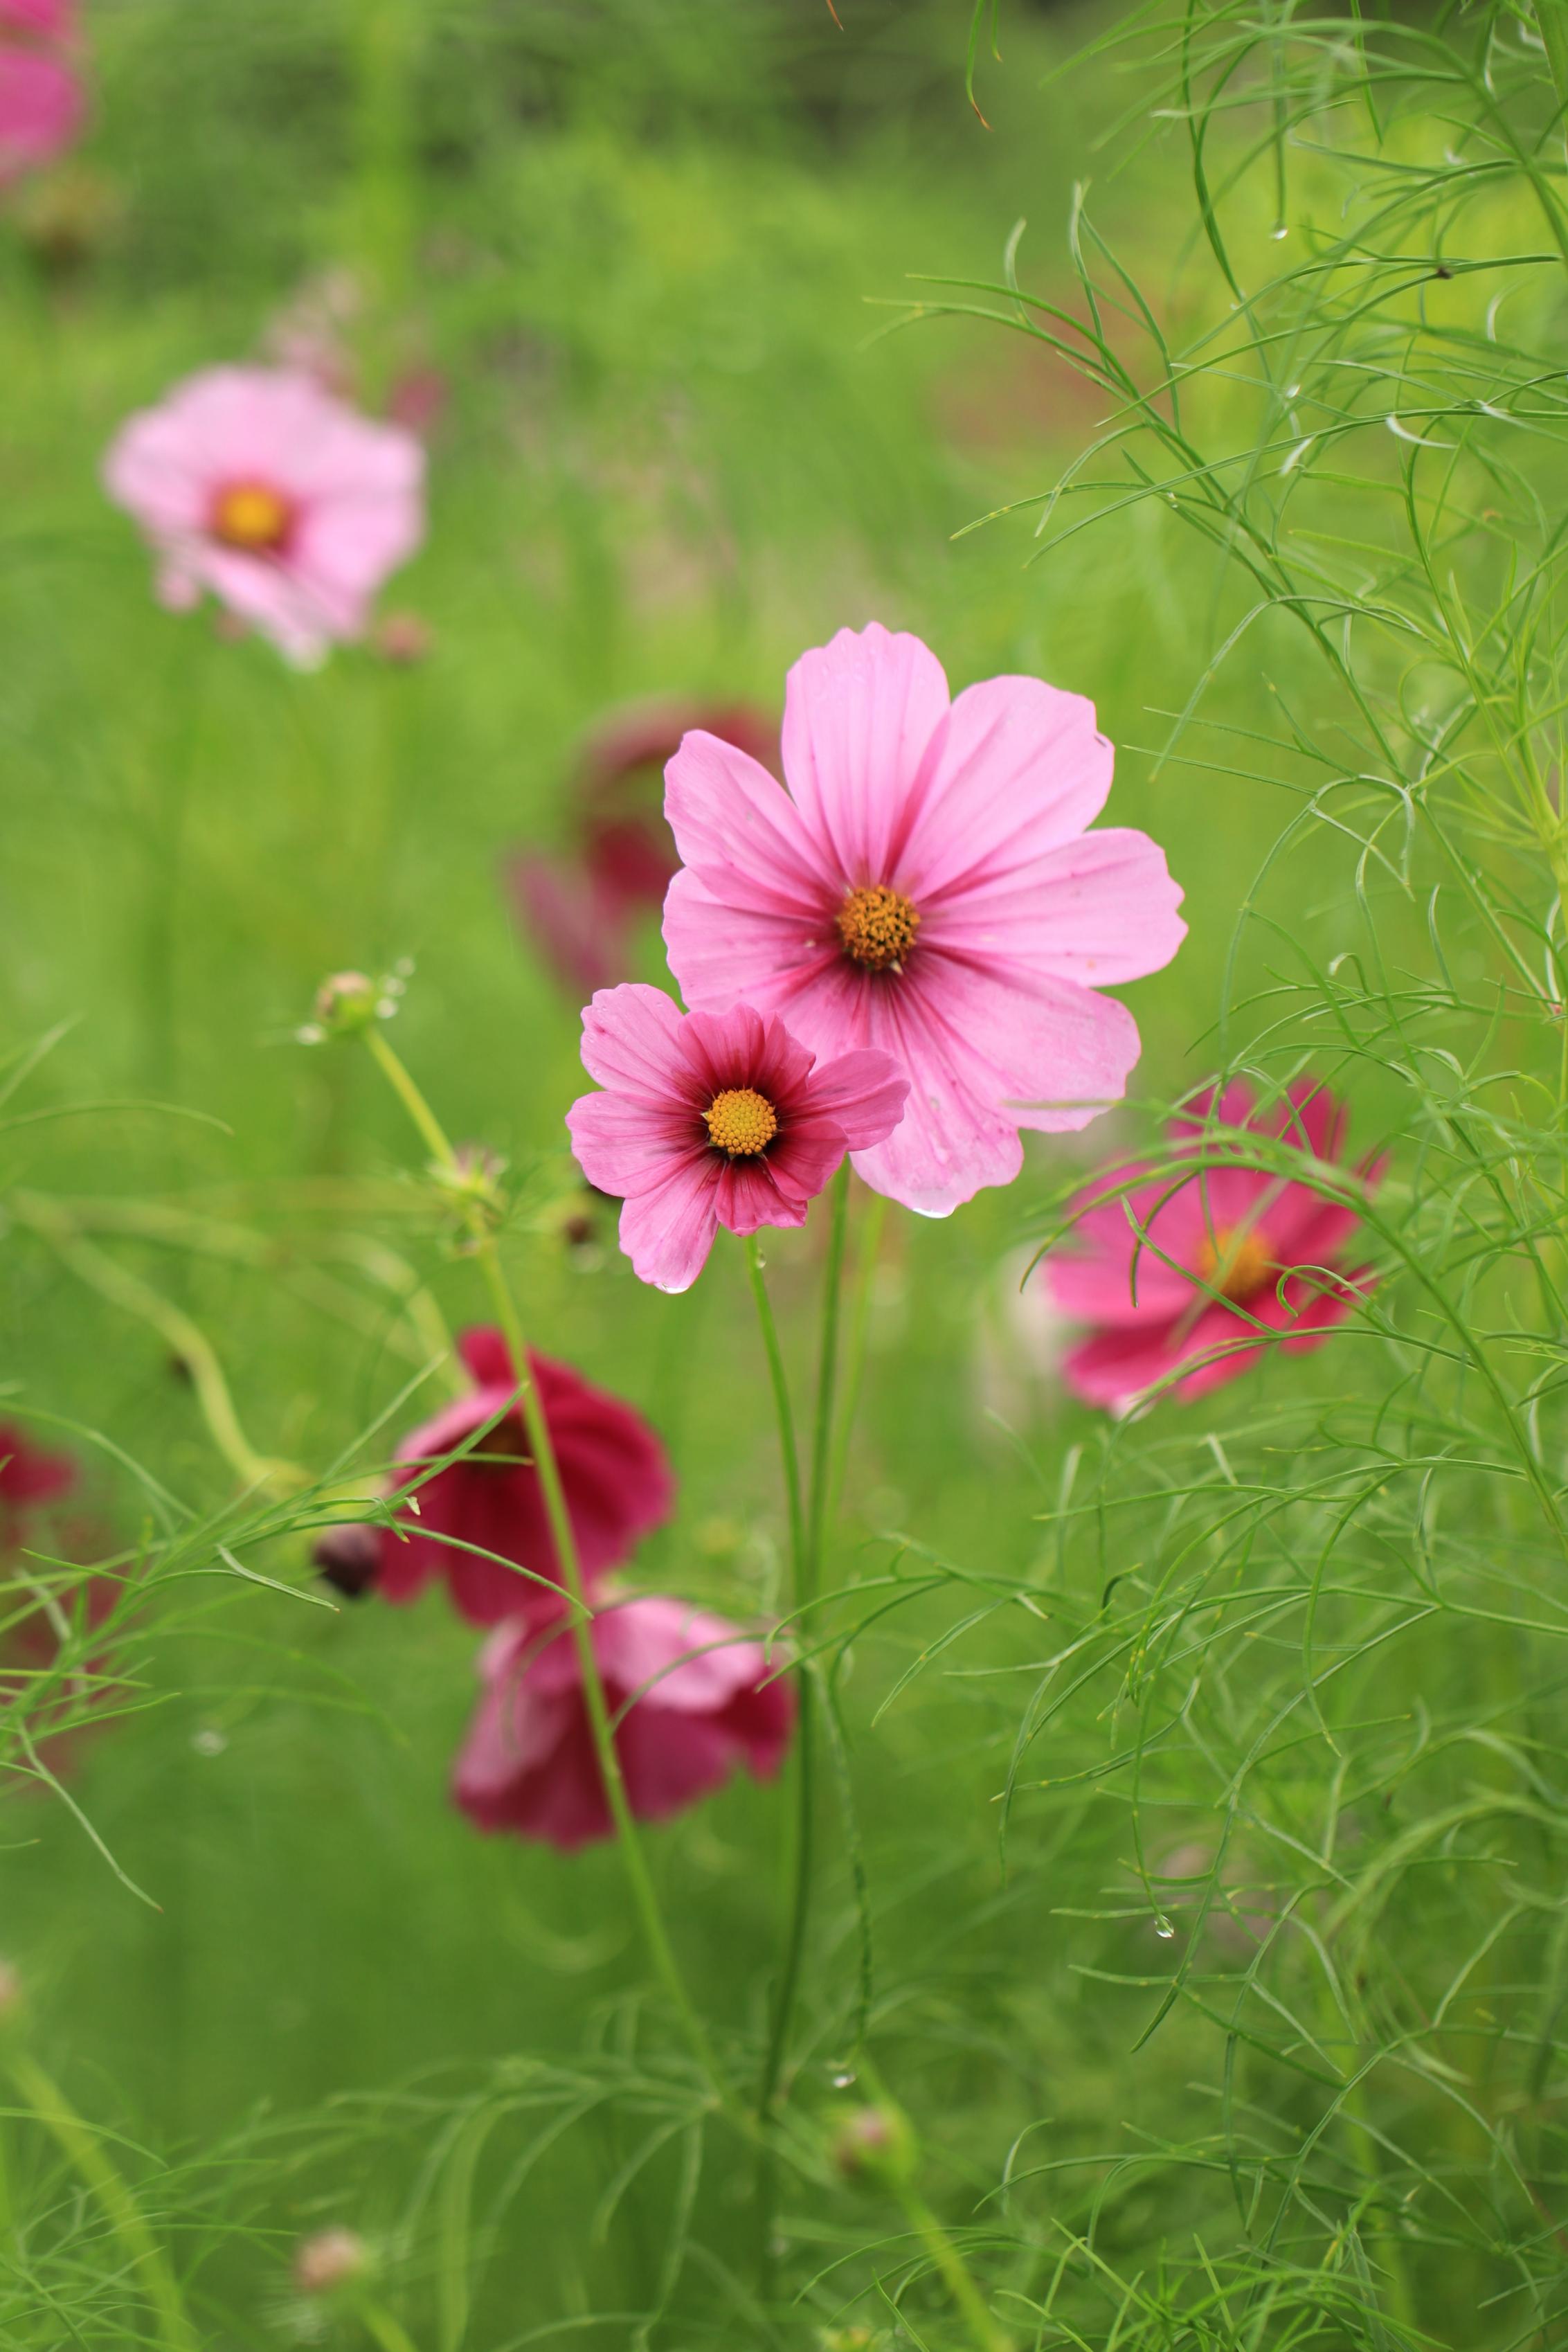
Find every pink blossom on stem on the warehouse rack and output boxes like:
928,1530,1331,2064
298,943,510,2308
453,1594,794,1849
314,1329,674,1627
0,39,82,183
1045,1080,1380,1408
566,983,908,1291
102,366,425,666
662,622,1186,1216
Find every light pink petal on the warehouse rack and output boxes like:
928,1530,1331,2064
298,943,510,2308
664,730,838,915
594,1597,772,1712
900,673,1116,903
567,1088,699,1200
851,960,1144,1214
177,546,332,667
926,826,1186,987
617,1159,723,1292
578,983,697,1102
780,622,950,883
663,865,844,1025
102,408,215,537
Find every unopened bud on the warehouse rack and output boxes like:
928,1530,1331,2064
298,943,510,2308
831,2103,915,2184
374,610,433,666
293,2226,370,2298
312,1525,381,1599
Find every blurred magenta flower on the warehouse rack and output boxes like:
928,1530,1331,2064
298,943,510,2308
1045,1081,1378,1408
663,622,1186,1217
102,366,425,667
0,1423,75,1525
0,0,82,188
510,700,777,996
566,983,908,1291
319,1328,674,1626
453,1594,793,1849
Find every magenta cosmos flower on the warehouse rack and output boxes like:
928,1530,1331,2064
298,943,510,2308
0,0,82,186
565,984,908,1291
0,1423,75,1529
313,1328,674,1626
102,366,425,667
453,1594,794,1849
510,701,777,997
1045,1081,1379,1408
662,622,1186,1217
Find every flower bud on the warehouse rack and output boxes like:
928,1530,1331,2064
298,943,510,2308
312,971,378,1034
293,2226,370,2298
374,610,433,666
312,1524,381,1599
831,2103,916,2184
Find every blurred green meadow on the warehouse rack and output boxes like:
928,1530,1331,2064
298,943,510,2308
6,0,1568,2346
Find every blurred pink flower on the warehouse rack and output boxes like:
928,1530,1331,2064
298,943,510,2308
454,1594,793,1849
1045,1080,1378,1408
510,701,777,997
102,366,425,666
566,984,908,1291
0,31,82,184
0,2,77,38
663,622,1186,1216
314,1328,674,1626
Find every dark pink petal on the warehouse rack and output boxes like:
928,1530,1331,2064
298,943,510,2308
0,44,81,182
618,1157,725,1293
578,982,699,1103
793,1047,909,1151
0,1424,76,1513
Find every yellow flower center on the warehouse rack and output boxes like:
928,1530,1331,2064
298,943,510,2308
211,481,293,553
1196,1225,1274,1302
836,883,920,973
703,1086,779,1158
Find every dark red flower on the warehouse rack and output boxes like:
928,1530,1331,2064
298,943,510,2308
508,701,778,996
0,1424,75,1528
315,1329,675,1626
453,1592,794,1849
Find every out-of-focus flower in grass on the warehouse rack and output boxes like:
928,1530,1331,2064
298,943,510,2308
566,984,908,1292
663,621,1186,1217
313,1328,674,1627
293,2227,370,2299
372,608,433,665
453,1593,793,1849
0,1424,75,1527
15,158,119,269
0,0,83,188
509,700,777,996
102,366,424,667
1045,1080,1378,1408
312,1523,381,1600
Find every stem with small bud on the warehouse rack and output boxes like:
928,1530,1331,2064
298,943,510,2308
359,1026,739,2123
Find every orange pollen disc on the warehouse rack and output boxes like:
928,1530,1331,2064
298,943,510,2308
703,1086,779,1158
1196,1225,1275,1302
836,883,920,972
211,481,293,553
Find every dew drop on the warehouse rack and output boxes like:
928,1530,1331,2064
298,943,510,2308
1154,1916,1176,1940
1271,223,1288,240
192,1727,227,1757
832,2070,856,2089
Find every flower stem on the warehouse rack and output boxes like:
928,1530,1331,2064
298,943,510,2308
757,1162,852,2129
361,1027,739,2121
743,1237,804,1580
893,2182,1012,2352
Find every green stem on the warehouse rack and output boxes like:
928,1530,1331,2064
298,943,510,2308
894,2182,1012,2352
829,1187,886,1517
10,2054,196,2352
757,1165,852,2128
359,2300,424,2352
743,1237,805,1580
1540,0,1568,159
362,1029,739,2123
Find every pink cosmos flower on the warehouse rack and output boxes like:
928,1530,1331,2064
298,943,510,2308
314,1328,674,1626
102,366,425,667
510,701,777,997
453,1594,794,1849
662,622,1186,1217
1045,1081,1378,1408
565,985,909,1291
